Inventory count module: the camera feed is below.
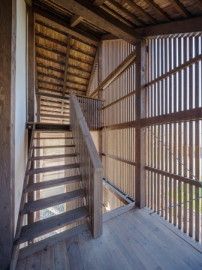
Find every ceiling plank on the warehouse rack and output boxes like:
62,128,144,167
169,0,191,17
143,0,171,21
34,12,99,46
120,0,157,23
49,0,140,44
138,16,202,36
105,0,146,26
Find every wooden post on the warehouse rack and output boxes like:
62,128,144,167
27,5,35,123
0,0,16,268
135,40,146,208
27,5,35,227
98,43,103,160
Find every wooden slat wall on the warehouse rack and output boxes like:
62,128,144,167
101,40,136,204
102,40,135,79
145,33,202,242
38,95,70,124
77,96,102,130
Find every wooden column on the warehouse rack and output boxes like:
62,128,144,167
27,5,35,123
98,43,103,160
27,5,35,227
135,40,146,208
0,0,16,268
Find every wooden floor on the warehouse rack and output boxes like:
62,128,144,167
17,209,202,270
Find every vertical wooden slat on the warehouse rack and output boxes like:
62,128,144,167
189,36,193,237
183,36,188,234
178,37,182,230
194,35,200,241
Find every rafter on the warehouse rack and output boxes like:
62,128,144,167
143,0,171,21
49,0,140,44
105,0,146,26
120,0,157,23
34,12,99,46
169,0,191,17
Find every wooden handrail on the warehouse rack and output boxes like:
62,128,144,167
70,94,103,237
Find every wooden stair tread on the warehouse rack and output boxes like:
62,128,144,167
30,153,77,161
15,206,88,244
33,137,73,140
27,163,79,175
18,224,89,260
22,189,85,214
32,144,75,149
26,175,82,192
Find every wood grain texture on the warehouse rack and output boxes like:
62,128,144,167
70,94,103,237
16,209,202,270
0,0,16,268
16,206,88,244
23,189,85,214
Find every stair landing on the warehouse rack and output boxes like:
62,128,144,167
16,209,202,270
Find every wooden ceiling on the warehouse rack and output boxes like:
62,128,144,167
33,0,202,97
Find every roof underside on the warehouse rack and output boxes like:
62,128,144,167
34,0,202,98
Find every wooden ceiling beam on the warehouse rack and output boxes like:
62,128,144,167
143,0,171,21
138,16,202,36
90,50,136,97
70,15,83,27
50,0,140,44
105,0,146,26
93,0,106,6
35,12,99,46
169,0,191,17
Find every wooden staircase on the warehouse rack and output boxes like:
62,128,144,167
10,95,103,269
11,127,89,269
